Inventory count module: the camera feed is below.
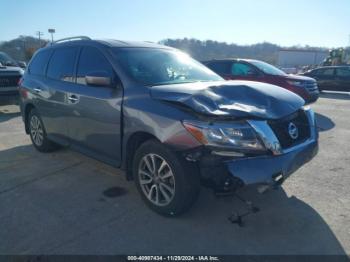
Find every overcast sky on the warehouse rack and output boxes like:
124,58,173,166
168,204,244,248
1,0,349,47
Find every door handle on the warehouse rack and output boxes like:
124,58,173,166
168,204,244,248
68,95,79,103
33,87,42,93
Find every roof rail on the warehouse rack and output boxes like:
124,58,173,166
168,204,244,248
48,36,91,46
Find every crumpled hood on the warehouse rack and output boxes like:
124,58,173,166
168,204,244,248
150,80,305,120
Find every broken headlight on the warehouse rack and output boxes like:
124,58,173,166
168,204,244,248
183,120,266,152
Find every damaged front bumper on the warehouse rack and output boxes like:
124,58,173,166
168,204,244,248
225,138,318,186
197,107,318,190
226,108,319,186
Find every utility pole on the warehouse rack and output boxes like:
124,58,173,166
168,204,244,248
19,35,26,60
36,31,44,48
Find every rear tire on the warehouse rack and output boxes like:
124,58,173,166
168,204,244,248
28,108,59,152
133,139,200,216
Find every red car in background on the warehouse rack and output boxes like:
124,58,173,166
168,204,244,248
203,59,319,104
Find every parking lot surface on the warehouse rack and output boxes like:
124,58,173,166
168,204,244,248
0,93,349,255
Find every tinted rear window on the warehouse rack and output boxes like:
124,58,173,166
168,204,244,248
29,50,52,76
207,62,231,74
47,47,79,82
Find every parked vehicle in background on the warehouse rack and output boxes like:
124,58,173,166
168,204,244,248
203,59,319,104
281,67,298,74
301,66,350,92
19,37,318,216
0,51,26,68
0,52,24,104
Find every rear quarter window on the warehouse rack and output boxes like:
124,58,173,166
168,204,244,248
28,50,52,76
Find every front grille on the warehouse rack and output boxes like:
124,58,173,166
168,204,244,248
304,81,318,93
268,110,310,149
0,75,20,88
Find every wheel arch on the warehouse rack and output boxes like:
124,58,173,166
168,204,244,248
24,103,36,134
123,131,159,180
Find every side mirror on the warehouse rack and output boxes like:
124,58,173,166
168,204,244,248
85,72,111,87
17,61,27,69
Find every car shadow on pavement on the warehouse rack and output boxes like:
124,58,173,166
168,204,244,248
184,185,347,255
315,113,335,132
0,106,21,123
0,145,346,255
0,111,21,123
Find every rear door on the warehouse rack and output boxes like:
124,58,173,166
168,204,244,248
335,67,350,92
311,68,336,91
42,47,80,142
67,46,123,166
24,49,52,111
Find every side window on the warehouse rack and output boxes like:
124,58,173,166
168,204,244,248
336,68,350,77
207,62,231,75
320,68,335,76
76,47,114,85
29,50,52,76
47,48,78,82
231,62,257,76
311,69,321,76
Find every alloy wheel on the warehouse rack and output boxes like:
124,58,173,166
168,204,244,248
30,115,44,146
138,153,176,206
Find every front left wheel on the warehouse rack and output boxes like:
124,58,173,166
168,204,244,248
133,140,200,216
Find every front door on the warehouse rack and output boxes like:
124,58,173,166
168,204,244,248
313,68,336,91
230,62,261,81
67,46,123,166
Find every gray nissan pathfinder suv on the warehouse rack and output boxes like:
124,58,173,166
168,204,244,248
19,37,318,216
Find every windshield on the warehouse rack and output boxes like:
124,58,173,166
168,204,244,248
249,60,287,76
0,52,18,66
112,48,222,86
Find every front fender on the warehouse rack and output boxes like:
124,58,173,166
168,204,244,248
121,95,201,169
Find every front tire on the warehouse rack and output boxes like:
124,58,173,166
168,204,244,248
28,108,59,152
133,140,200,216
